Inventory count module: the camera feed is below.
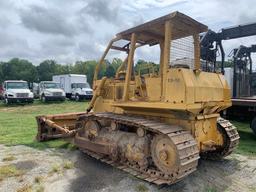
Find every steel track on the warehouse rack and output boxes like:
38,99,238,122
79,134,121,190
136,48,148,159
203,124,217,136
76,112,200,185
201,117,240,160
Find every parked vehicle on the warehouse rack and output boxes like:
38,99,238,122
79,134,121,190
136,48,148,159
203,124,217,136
53,74,93,101
0,84,4,100
225,67,256,135
39,81,66,102
31,82,40,99
1,80,34,104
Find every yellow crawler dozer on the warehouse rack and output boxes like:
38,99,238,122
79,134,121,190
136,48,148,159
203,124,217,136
36,11,240,185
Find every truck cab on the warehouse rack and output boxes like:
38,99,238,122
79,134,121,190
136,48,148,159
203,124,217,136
39,81,66,102
71,82,93,101
2,80,34,104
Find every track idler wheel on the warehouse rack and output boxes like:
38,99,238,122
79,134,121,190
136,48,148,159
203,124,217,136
84,120,101,140
151,135,179,175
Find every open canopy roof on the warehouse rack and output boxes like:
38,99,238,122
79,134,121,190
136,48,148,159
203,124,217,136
116,11,208,45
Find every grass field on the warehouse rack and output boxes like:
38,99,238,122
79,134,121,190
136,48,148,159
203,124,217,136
230,120,256,156
0,100,87,149
0,101,255,155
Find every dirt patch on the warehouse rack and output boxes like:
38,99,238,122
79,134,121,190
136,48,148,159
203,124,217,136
14,160,37,171
0,144,255,192
0,145,77,192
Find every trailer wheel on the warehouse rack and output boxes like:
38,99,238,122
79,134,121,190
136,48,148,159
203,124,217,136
251,117,256,136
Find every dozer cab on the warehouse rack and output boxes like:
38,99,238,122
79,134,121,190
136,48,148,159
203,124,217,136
36,11,239,185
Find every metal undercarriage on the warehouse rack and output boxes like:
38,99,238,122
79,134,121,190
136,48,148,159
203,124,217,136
36,112,239,185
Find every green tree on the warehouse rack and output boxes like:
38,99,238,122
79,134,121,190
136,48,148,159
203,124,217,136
72,61,87,74
37,60,57,81
85,60,100,86
1,58,38,82
71,60,99,86
55,63,73,75
0,62,4,82
0,57,162,86
106,65,115,78
135,59,159,75
111,58,123,70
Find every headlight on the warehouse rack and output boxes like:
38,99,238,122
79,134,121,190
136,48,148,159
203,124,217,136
7,94,14,97
44,92,52,96
86,91,93,95
29,92,34,98
62,92,65,96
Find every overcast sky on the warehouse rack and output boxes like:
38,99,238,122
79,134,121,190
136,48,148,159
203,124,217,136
0,0,256,66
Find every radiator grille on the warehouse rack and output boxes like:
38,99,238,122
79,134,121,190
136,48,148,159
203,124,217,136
16,93,29,98
53,92,62,96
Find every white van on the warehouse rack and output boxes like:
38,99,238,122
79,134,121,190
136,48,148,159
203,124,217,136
53,74,93,101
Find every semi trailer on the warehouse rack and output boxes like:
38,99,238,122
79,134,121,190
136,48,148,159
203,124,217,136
224,45,256,135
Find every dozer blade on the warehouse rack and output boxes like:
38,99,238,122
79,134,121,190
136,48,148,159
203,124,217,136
36,112,87,141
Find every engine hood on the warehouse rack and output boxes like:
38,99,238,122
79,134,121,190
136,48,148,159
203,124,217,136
81,88,93,92
44,88,64,93
6,89,31,94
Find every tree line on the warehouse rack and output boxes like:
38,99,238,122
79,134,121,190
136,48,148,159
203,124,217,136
0,57,232,87
0,58,159,86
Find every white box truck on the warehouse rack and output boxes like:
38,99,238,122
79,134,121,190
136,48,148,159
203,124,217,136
52,74,93,101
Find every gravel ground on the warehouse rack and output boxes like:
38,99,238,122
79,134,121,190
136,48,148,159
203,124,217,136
0,144,255,192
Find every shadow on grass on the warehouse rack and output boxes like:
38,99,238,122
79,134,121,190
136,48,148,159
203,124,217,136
0,102,34,108
238,129,255,140
36,100,68,105
24,139,77,151
0,99,83,109
1,138,77,151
